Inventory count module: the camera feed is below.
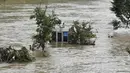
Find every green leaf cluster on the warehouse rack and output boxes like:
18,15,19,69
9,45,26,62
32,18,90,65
111,20,120,30
68,21,96,44
0,46,34,63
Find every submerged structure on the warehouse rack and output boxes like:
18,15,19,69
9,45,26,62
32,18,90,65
52,24,69,42
52,31,68,42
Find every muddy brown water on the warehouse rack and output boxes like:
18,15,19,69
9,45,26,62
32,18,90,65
0,0,130,73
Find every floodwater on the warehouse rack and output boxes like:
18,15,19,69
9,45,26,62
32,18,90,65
0,0,130,73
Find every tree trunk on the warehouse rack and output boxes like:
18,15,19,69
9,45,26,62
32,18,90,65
125,20,129,28
127,22,129,28
41,44,45,51
126,18,130,28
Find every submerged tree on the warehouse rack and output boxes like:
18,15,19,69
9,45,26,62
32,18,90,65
111,0,130,28
68,21,96,45
30,6,61,51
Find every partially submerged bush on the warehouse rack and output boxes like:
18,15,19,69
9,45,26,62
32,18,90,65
111,20,120,30
68,21,96,45
0,46,34,63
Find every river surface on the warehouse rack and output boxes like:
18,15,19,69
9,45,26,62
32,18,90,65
0,0,130,73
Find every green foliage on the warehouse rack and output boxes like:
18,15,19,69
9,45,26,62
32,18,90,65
0,46,34,63
68,21,96,45
15,47,34,62
111,20,120,30
30,6,61,50
111,0,130,28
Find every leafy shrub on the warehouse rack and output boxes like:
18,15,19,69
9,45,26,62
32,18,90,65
111,20,120,30
0,46,34,63
68,21,96,45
